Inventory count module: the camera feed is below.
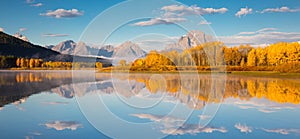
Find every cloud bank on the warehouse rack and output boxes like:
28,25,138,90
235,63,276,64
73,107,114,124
235,7,253,17
161,125,227,135
262,128,300,135
19,28,27,32
133,18,186,26
235,123,252,133
41,101,69,105
31,3,42,7
261,6,300,13
199,20,212,25
44,121,83,131
131,113,227,135
133,4,227,26
40,9,84,18
161,5,228,16
219,28,300,46
42,33,69,37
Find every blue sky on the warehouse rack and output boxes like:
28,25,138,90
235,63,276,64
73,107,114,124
1,0,300,47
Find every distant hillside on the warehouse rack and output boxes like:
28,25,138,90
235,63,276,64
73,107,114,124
0,32,112,66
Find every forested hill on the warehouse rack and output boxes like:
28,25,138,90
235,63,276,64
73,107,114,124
0,32,60,58
0,32,112,66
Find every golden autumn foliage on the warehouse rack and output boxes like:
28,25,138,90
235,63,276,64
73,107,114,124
130,51,177,71
15,58,43,68
13,72,74,83
95,62,103,69
129,41,300,72
125,74,300,105
12,58,103,69
15,73,42,83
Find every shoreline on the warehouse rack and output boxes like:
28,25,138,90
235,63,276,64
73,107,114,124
1,69,300,79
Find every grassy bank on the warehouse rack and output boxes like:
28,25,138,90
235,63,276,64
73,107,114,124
97,67,300,78
9,67,97,70
4,67,300,79
228,71,300,79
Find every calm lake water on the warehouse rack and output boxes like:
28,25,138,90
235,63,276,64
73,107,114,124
0,70,300,139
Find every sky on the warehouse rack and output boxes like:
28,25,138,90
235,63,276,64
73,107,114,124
1,0,300,47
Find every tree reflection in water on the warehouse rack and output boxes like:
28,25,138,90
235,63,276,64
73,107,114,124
1,71,300,109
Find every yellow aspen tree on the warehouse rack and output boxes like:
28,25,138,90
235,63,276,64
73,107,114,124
247,49,257,66
256,47,267,66
240,58,245,67
95,62,102,69
29,58,35,68
20,58,26,68
16,58,20,67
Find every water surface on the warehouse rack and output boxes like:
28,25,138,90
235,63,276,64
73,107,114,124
0,70,300,139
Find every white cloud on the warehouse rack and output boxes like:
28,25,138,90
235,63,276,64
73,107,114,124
131,113,185,132
261,6,300,13
16,105,26,111
42,33,69,37
41,101,69,105
238,105,255,109
199,115,211,120
133,4,226,27
237,32,256,35
237,28,277,36
235,7,253,17
19,28,27,32
235,123,252,133
25,0,42,7
31,3,43,7
44,121,83,131
199,20,212,25
132,17,186,26
0,27,3,32
257,109,276,113
40,9,84,18
256,28,277,32
219,28,300,46
29,131,42,136
224,97,298,113
161,5,228,16
262,128,300,135
161,125,227,135
131,113,227,135
26,0,34,3
131,113,184,123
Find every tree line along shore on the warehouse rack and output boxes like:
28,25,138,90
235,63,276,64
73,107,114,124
1,41,299,73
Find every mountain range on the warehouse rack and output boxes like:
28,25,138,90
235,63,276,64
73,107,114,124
0,30,212,65
45,40,146,58
45,30,212,61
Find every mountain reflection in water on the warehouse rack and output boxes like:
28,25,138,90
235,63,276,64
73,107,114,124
1,71,299,109
0,71,300,139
